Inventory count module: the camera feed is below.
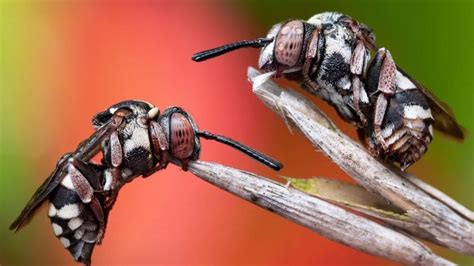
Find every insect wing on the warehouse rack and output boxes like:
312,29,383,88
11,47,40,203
341,16,465,140
397,67,465,140
9,115,124,231
9,158,69,231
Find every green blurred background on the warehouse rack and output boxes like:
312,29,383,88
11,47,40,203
1,0,472,265
241,0,474,263
241,0,474,202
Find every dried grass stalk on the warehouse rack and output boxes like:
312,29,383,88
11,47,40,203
247,67,473,256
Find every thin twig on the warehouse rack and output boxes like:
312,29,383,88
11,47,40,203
187,160,454,266
248,67,474,256
401,172,474,222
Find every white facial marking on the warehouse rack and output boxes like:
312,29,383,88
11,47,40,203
109,107,118,114
396,71,417,90
148,107,159,119
48,203,58,217
428,125,433,136
52,223,63,236
404,105,432,119
68,217,84,230
60,237,71,248
57,204,81,219
259,40,275,68
61,174,74,190
258,23,281,69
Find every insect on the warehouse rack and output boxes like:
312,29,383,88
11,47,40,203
10,100,282,265
192,11,465,170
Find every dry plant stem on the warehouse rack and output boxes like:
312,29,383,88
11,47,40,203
248,67,474,255
187,161,454,266
401,172,474,222
285,176,443,245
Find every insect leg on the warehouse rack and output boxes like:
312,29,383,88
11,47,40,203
351,76,367,126
143,120,170,178
374,94,389,149
350,41,367,75
69,158,103,190
68,159,105,218
9,112,127,232
302,28,320,90
110,131,122,168
68,161,95,204
367,48,398,150
67,158,106,243
340,16,377,51
105,131,124,210
108,131,123,190
376,48,397,95
350,41,371,126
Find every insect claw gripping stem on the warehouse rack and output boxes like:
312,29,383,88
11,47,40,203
191,38,273,62
196,131,283,171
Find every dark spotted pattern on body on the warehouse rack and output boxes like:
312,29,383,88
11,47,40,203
299,12,435,168
365,87,434,169
124,146,152,174
192,11,463,169
48,168,106,264
320,53,351,86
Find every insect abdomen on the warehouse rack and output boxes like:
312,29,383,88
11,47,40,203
48,175,101,264
369,90,434,170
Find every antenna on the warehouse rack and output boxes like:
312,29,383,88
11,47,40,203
196,131,282,171
192,38,273,62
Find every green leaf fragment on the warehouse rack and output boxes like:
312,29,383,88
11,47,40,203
282,176,409,221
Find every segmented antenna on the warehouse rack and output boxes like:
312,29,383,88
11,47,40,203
196,131,282,171
192,38,273,62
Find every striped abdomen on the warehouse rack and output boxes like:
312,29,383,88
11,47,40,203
368,89,434,170
48,173,105,264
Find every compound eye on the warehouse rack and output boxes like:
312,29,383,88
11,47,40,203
170,112,195,160
275,20,304,67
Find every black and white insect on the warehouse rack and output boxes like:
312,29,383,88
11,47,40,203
192,11,465,170
10,100,282,265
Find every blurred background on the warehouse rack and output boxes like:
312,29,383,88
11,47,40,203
0,0,472,265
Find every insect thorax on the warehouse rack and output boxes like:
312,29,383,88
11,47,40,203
102,115,155,179
298,19,366,124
